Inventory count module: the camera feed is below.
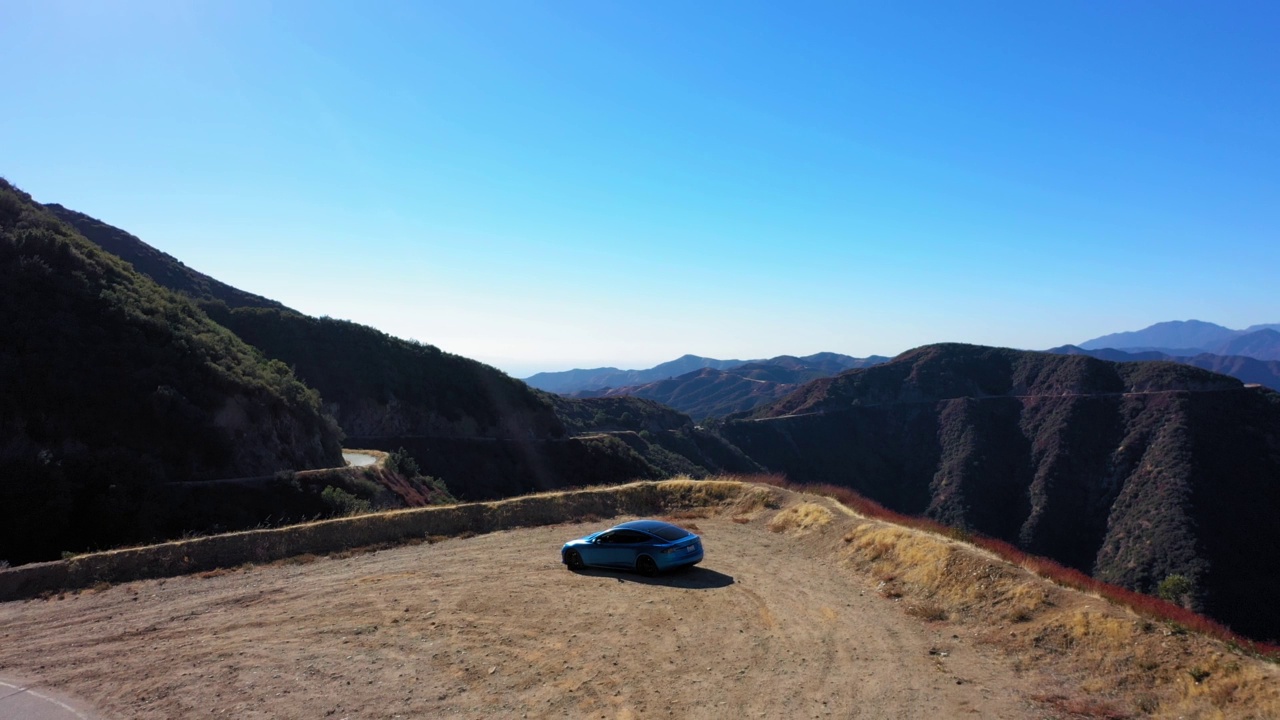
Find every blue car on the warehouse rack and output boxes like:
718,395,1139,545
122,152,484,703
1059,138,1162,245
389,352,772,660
561,520,704,576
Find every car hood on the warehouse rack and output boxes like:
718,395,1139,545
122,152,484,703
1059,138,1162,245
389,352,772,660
562,532,602,549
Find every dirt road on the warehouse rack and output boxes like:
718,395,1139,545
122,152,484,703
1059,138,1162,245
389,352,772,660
0,511,1042,719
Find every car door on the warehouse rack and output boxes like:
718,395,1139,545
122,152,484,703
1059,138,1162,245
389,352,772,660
578,531,615,566
598,530,649,568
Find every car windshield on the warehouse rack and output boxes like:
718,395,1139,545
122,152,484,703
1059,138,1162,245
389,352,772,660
649,525,690,542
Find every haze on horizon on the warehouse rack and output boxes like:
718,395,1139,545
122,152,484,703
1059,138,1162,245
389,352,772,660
4,2,1278,378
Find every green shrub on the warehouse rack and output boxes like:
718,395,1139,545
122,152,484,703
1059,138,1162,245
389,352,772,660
1157,573,1194,607
320,486,372,516
385,447,420,477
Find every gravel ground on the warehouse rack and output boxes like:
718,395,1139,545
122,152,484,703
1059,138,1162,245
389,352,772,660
0,510,1042,719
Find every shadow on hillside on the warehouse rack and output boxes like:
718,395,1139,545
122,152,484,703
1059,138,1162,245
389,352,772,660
572,565,735,589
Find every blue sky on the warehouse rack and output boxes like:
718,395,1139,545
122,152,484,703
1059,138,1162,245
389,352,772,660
4,1,1278,376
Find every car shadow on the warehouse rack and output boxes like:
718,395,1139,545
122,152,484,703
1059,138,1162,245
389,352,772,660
571,565,735,589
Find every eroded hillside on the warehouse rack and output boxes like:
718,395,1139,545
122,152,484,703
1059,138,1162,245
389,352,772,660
723,344,1280,640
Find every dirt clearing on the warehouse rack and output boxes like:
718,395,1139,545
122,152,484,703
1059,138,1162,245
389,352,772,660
0,508,1045,719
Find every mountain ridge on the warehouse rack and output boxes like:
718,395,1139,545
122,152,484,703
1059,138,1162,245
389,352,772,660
527,352,887,395
1048,345,1280,392
1079,319,1280,360
722,343,1280,640
569,355,891,419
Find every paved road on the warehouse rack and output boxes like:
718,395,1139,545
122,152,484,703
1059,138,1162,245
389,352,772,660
0,678,96,720
342,451,378,467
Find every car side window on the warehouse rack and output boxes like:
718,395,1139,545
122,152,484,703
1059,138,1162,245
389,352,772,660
613,530,648,544
596,532,615,544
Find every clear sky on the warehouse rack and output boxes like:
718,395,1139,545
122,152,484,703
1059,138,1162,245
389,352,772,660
4,1,1278,377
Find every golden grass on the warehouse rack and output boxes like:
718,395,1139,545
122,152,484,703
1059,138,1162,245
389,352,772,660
728,485,782,520
767,502,833,533
837,508,1280,718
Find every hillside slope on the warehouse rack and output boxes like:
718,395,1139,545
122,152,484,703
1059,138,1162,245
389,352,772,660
53,202,755,501
573,365,804,419
722,343,1280,640
0,179,343,563
46,203,286,312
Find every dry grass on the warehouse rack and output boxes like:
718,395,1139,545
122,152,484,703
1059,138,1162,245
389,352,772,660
767,502,833,533
759,475,1280,661
833,499,1280,718
904,601,948,622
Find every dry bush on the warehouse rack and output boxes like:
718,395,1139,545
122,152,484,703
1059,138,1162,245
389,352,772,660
1002,583,1051,623
767,503,833,533
730,487,782,517
905,602,948,622
1033,693,1131,720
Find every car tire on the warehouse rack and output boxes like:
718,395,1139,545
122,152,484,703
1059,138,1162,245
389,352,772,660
564,550,584,571
636,555,658,577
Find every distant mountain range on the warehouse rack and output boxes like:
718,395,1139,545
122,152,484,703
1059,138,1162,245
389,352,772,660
568,355,890,420
1079,320,1280,360
527,353,889,418
530,321,1280,419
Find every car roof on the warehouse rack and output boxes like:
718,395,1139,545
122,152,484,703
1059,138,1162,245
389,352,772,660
613,520,687,534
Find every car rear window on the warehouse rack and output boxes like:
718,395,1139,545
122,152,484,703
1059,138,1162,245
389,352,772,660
650,525,690,541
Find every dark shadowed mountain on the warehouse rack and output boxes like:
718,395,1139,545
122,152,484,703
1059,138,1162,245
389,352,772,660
0,179,344,563
570,354,891,420
46,203,287,313
55,202,754,503
208,306,567,441
721,344,1280,640
1048,345,1280,392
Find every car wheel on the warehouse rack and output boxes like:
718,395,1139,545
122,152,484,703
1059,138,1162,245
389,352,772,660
636,555,658,577
564,550,584,571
